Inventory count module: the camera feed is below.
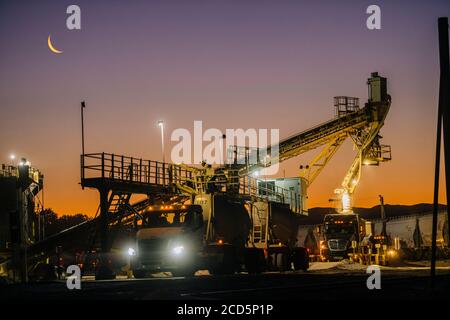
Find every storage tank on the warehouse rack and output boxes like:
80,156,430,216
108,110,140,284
251,200,300,246
270,202,301,246
194,194,251,246
372,211,448,248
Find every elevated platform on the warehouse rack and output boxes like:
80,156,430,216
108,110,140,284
80,153,196,251
81,153,193,195
81,177,172,195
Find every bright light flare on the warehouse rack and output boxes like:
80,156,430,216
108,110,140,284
341,192,351,212
127,247,136,256
171,245,184,255
19,160,31,167
387,250,397,257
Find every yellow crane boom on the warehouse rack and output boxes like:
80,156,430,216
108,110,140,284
236,72,391,212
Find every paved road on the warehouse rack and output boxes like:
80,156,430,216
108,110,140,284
2,266,450,300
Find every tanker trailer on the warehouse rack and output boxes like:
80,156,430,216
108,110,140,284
250,201,309,272
130,193,308,277
130,194,252,277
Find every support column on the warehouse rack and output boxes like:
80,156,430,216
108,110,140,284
439,17,450,247
431,17,450,288
99,187,110,252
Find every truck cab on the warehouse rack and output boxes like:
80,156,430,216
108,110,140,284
321,213,365,261
130,205,204,278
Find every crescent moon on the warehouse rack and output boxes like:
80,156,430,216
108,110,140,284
47,35,63,54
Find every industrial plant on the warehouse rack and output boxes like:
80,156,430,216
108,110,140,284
1,72,448,285
0,0,449,305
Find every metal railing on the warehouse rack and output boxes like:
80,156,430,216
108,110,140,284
0,164,42,184
81,153,302,213
81,153,194,187
193,171,302,213
334,96,360,118
0,164,18,177
240,175,302,213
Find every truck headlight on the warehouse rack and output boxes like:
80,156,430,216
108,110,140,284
171,245,184,256
127,247,136,256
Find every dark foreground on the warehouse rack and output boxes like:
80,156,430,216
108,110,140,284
2,266,450,300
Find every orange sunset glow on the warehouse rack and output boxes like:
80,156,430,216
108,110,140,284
1,0,448,217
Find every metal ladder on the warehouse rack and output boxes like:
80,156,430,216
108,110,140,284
85,192,131,252
107,163,133,214
251,205,268,245
108,192,132,214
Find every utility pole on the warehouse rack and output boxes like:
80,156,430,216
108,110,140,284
158,120,165,163
42,185,45,239
379,195,387,237
81,101,86,190
81,101,86,156
431,17,450,289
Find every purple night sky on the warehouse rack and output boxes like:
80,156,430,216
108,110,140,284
1,0,449,215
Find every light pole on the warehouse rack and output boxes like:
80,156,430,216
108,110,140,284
9,154,15,166
81,101,86,156
158,120,165,163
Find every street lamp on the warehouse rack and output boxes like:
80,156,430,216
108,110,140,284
9,154,15,166
158,120,165,163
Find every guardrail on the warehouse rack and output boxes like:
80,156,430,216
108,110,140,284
1,164,43,184
81,153,302,213
80,153,194,187
0,164,19,177
240,175,302,213
193,172,302,213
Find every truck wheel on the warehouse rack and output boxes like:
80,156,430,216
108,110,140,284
275,252,290,272
208,245,236,275
95,265,116,280
209,257,235,275
292,248,309,271
172,268,196,277
33,262,57,281
132,269,147,279
245,248,265,274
